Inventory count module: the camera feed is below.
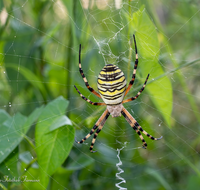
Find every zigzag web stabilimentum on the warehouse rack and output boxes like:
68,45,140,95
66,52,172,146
115,141,128,190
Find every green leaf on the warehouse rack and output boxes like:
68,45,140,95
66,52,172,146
0,106,43,164
0,109,11,124
131,6,172,127
49,115,72,132
35,96,75,188
0,148,19,178
20,162,41,189
23,106,44,133
0,113,27,164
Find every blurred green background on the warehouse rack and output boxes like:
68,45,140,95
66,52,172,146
0,0,200,189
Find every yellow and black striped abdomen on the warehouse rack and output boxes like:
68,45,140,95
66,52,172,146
97,64,127,105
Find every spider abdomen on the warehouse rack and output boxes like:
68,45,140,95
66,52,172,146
97,64,127,105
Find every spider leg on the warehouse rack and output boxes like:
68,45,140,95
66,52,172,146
89,114,109,153
121,107,162,148
74,85,106,106
124,34,139,96
79,44,101,98
122,74,149,104
75,109,110,153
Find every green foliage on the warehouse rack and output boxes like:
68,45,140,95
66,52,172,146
0,107,43,163
0,97,74,189
35,96,74,187
0,0,200,189
131,6,172,127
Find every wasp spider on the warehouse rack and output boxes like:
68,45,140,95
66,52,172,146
74,35,162,153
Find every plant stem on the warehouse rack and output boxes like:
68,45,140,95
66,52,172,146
23,135,36,151
0,183,7,190
21,157,38,176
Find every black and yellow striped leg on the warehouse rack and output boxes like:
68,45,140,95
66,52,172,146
75,110,110,152
121,107,162,148
79,44,101,98
136,124,162,142
74,85,106,106
122,74,150,104
90,111,110,153
125,34,139,96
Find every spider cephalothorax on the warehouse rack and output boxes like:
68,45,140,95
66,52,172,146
74,35,162,152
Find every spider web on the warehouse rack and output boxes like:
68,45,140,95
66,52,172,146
0,0,200,189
